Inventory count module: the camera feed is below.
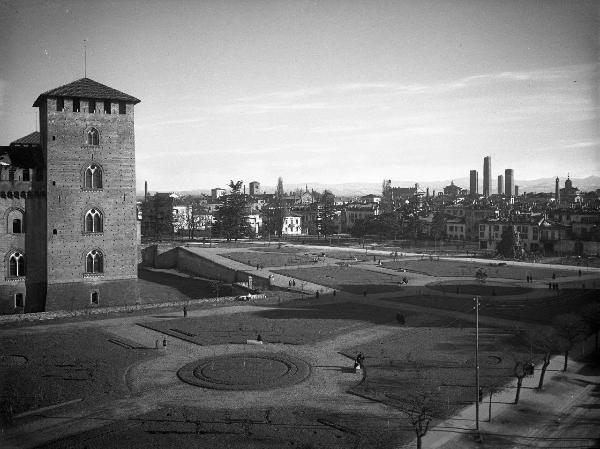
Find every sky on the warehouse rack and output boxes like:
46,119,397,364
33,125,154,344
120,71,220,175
0,0,599,193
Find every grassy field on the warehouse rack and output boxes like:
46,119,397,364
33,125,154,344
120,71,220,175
383,259,580,280
347,326,528,412
383,289,597,324
275,266,416,294
0,328,156,418
221,251,317,268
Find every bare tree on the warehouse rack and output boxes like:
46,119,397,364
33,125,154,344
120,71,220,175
526,328,561,390
511,359,530,404
581,303,600,353
553,313,588,372
388,385,443,449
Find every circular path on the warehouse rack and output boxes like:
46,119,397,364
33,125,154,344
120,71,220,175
177,352,311,390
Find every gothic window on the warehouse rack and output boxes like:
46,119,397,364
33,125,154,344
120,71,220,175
8,252,25,277
87,128,99,145
84,164,103,189
86,250,103,274
84,209,103,233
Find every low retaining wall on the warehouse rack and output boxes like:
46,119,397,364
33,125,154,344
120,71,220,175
0,294,267,324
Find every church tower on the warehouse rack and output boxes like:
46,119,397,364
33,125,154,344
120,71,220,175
555,177,560,205
28,78,140,311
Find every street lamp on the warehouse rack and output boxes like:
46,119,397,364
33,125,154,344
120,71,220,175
474,296,480,432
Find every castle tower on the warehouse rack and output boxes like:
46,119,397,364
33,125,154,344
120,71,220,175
28,78,140,311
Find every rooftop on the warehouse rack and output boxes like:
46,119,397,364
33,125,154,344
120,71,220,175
33,78,140,107
10,131,40,146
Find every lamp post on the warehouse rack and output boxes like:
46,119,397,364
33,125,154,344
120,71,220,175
475,296,480,431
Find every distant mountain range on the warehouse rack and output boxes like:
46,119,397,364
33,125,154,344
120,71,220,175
139,176,600,198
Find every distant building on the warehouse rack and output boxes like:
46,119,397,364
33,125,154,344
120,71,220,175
559,176,579,205
282,215,302,235
497,175,504,196
505,169,514,197
483,156,492,197
249,181,261,196
469,170,479,195
443,181,461,197
555,177,560,205
211,188,226,200
446,218,466,240
515,185,519,196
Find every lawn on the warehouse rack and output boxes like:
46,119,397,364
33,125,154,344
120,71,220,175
221,251,316,268
347,326,530,415
427,281,534,296
383,289,598,324
0,328,156,419
383,259,579,280
139,301,402,345
274,266,415,294
38,404,402,449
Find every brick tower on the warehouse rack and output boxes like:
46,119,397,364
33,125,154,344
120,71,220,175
26,78,141,311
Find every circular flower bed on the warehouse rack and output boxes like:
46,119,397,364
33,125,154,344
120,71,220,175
177,352,310,390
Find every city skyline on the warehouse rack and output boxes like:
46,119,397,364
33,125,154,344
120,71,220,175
1,0,599,192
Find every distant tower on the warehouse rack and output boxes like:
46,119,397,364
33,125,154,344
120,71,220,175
469,170,479,195
497,175,504,196
515,185,519,196
505,169,514,197
276,177,284,196
249,181,261,196
483,156,492,197
555,177,560,204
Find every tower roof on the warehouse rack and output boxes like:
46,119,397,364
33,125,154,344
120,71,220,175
33,78,140,107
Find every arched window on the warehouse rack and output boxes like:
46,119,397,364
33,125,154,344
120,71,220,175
84,209,103,233
8,252,25,277
84,164,103,189
86,250,103,273
87,128,99,145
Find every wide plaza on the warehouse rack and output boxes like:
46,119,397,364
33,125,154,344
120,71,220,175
1,243,599,448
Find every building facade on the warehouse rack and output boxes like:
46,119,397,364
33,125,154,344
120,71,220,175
497,175,504,196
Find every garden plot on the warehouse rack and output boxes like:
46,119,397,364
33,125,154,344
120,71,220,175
139,302,402,346
221,251,316,268
347,326,529,414
37,405,407,449
384,289,598,324
383,259,579,280
275,266,412,294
